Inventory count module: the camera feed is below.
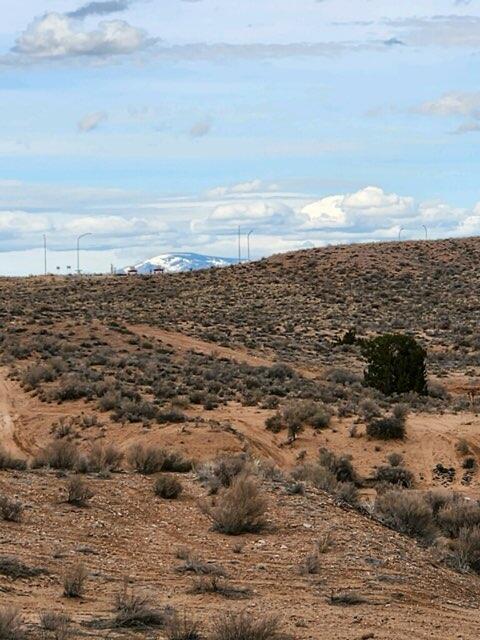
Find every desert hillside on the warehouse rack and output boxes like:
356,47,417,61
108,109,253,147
1,237,480,639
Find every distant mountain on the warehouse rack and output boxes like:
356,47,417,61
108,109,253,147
120,252,237,274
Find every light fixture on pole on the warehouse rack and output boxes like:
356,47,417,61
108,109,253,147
76,232,93,275
247,229,254,262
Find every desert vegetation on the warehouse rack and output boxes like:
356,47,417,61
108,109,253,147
1,239,480,639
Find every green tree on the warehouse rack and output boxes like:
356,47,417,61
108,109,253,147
361,334,427,396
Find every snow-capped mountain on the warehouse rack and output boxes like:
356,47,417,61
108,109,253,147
120,252,237,274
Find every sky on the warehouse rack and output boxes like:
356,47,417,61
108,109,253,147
1,1,480,274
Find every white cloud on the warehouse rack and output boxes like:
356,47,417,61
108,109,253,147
0,211,50,237
12,12,154,59
206,179,278,199
301,186,413,230
191,200,297,234
63,215,169,237
387,15,480,48
416,92,480,119
78,111,108,132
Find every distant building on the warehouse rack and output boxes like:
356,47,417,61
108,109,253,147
126,267,138,276
152,267,164,276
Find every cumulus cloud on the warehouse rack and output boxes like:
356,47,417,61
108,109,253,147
301,186,414,230
0,211,50,239
12,12,155,59
78,111,108,132
67,1,131,19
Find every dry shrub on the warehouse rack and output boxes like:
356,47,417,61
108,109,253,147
63,563,87,598
165,612,201,640
154,475,183,499
436,501,480,537
190,575,251,599
366,404,408,440
0,448,27,471
175,549,227,577
196,455,248,494
0,496,24,522
66,475,94,507
36,440,80,470
113,584,172,628
211,611,282,640
374,490,435,540
0,608,24,640
128,443,166,475
0,556,47,579
374,465,414,488
128,444,191,475
40,611,71,640
450,525,480,573
204,474,268,535
88,443,124,472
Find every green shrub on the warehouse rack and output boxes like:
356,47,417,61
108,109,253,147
362,334,427,395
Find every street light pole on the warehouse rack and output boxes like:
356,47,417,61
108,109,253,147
76,233,93,275
247,229,253,262
398,227,404,241
43,234,47,276
238,225,241,264
422,224,428,240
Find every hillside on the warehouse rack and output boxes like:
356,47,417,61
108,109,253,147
0,237,480,639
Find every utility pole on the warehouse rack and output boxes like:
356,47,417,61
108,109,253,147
43,234,47,276
247,229,253,262
238,225,241,264
76,233,93,275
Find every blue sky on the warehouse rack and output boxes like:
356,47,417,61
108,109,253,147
1,0,480,274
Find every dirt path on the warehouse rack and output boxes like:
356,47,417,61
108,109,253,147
129,324,320,379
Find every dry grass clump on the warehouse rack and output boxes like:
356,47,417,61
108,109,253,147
0,496,24,522
63,563,88,598
0,447,27,471
190,575,251,599
113,584,172,628
0,556,48,579
374,490,435,540
39,611,71,640
0,607,24,640
154,475,183,499
203,474,268,535
164,612,201,640
65,475,94,507
175,548,227,576
211,611,282,640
